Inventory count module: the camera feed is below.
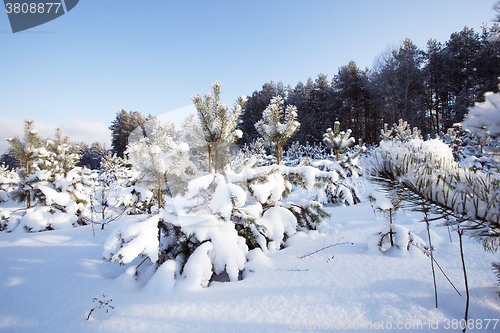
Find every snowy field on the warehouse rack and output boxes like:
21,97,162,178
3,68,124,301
1,189,499,333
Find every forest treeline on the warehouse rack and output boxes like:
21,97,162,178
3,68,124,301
239,26,500,146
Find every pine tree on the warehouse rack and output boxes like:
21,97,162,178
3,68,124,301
189,81,246,173
126,118,193,209
5,125,97,231
238,81,286,146
333,62,371,141
309,74,334,138
0,152,17,170
444,27,484,127
42,128,80,178
423,38,449,133
370,39,426,133
77,142,109,170
82,153,132,231
6,120,42,209
255,96,300,165
286,81,311,145
109,110,147,158
370,123,500,251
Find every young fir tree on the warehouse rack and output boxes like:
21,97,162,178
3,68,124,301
81,153,130,231
98,152,153,216
5,125,96,231
323,121,356,161
42,128,80,178
126,118,192,209
6,120,42,209
189,81,246,173
321,121,366,177
255,96,300,165
380,119,422,142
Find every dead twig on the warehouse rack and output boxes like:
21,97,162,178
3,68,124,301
299,240,353,259
86,293,114,321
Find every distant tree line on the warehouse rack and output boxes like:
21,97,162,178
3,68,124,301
239,26,500,146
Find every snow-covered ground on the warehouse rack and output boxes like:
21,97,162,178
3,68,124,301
1,191,499,333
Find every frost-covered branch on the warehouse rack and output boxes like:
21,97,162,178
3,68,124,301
369,136,500,252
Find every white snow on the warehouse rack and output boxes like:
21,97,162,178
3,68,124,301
1,182,499,332
258,206,298,251
104,214,161,264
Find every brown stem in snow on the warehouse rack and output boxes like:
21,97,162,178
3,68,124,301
425,211,438,308
458,227,470,333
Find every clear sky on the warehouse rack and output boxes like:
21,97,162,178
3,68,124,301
0,0,497,153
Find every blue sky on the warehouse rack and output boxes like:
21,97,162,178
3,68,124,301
0,0,497,153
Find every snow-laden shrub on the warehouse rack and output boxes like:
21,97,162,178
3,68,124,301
2,135,98,232
40,136,80,178
187,159,331,251
80,153,153,229
102,95,366,289
233,138,276,167
284,141,329,165
103,210,248,289
440,124,498,173
377,137,456,171
282,162,361,206
323,121,357,160
104,214,161,265
100,154,154,216
370,223,425,253
6,120,43,209
12,166,96,232
0,164,19,231
0,163,18,203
